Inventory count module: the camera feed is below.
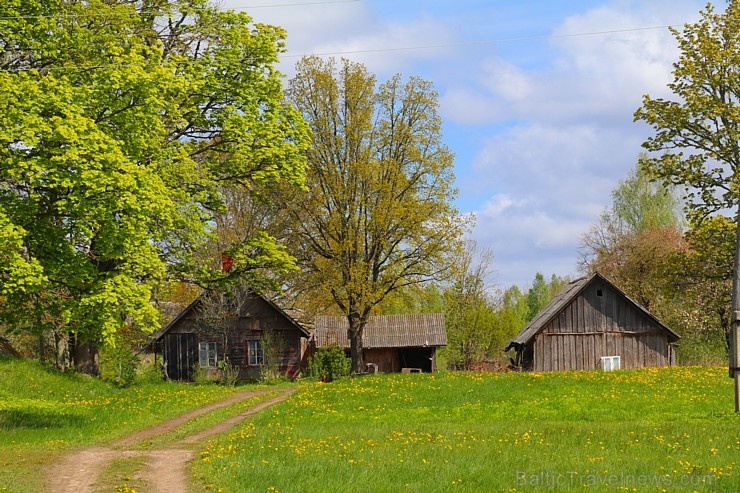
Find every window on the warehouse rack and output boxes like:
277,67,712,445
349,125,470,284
601,355,620,371
199,342,217,368
247,339,264,366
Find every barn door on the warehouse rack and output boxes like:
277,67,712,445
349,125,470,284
163,333,198,381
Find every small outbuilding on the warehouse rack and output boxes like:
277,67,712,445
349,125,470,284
505,272,679,371
150,289,309,381
311,313,446,373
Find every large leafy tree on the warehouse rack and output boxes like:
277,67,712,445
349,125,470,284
633,0,740,406
0,0,309,361
284,56,467,373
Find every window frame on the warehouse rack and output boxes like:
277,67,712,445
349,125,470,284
247,339,264,366
199,341,218,368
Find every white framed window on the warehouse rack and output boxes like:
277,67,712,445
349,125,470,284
247,339,264,366
199,342,217,368
601,355,620,371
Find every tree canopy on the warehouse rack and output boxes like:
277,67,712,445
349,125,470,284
634,0,740,400
0,0,309,351
283,56,467,372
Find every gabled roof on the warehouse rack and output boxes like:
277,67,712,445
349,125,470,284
313,313,446,349
149,289,310,343
506,272,679,349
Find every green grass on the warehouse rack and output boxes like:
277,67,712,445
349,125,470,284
192,367,740,492
0,357,256,492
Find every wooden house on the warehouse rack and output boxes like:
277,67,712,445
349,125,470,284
505,273,679,371
311,314,446,373
150,290,309,381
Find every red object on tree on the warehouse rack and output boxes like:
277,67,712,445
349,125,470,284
221,254,234,272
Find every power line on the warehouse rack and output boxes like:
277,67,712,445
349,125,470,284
284,25,679,58
0,24,680,73
0,0,360,20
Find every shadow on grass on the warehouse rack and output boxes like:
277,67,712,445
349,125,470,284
0,409,87,429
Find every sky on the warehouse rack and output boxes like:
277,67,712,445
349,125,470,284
222,0,713,290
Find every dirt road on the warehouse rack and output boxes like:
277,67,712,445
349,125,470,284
46,387,295,493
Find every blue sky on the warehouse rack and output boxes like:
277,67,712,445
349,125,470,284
223,0,712,290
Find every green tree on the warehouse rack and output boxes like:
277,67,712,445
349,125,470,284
526,273,550,322
496,285,528,334
284,56,467,373
0,0,309,366
444,241,496,370
579,159,684,309
663,215,734,362
633,1,740,404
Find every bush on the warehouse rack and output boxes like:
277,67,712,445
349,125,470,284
192,363,219,385
100,344,139,388
307,345,351,382
218,359,239,386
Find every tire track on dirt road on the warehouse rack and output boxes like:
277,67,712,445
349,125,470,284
46,387,295,493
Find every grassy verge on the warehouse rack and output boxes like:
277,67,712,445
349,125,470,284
0,358,255,492
191,367,740,492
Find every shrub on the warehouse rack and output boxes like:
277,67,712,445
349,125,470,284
100,344,139,388
191,363,218,384
217,359,239,386
307,345,351,382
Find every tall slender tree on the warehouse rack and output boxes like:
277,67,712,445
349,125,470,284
284,56,467,372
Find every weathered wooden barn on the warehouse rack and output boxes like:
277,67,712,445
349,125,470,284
505,273,679,371
311,314,446,373
150,290,309,381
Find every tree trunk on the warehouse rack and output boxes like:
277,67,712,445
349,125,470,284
348,311,365,374
54,331,69,372
731,206,740,413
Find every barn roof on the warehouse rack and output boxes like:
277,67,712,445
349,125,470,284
149,289,309,343
506,272,679,349
313,313,447,349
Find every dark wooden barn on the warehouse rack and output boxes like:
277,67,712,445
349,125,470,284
150,290,309,381
505,273,679,372
311,314,446,373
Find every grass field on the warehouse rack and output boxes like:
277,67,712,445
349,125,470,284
191,367,740,492
1,359,739,492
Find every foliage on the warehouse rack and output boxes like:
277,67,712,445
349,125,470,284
99,343,139,388
634,2,740,218
0,0,309,352
444,242,497,370
662,215,735,352
282,56,467,373
217,359,240,387
193,367,739,492
192,363,219,385
580,159,686,311
307,345,351,382
258,328,287,383
634,1,740,375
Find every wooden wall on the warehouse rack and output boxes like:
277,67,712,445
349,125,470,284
531,278,672,371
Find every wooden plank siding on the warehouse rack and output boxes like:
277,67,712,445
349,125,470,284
511,273,679,372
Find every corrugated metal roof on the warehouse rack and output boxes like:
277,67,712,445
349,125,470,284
313,313,447,348
507,272,680,348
